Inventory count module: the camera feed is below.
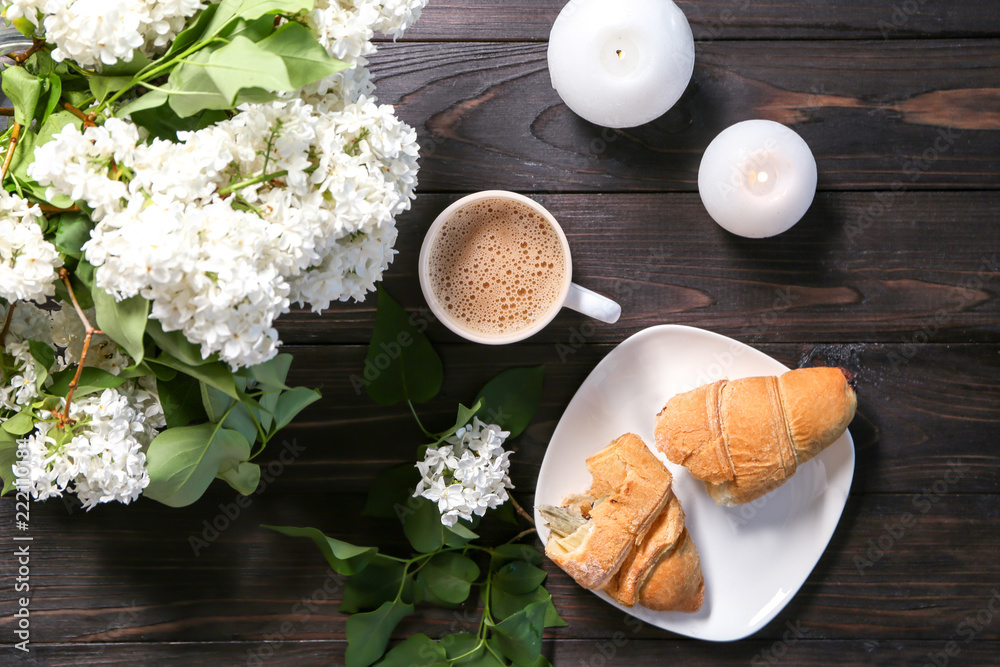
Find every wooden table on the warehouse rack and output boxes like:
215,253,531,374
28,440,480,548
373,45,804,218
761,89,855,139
3,1,999,664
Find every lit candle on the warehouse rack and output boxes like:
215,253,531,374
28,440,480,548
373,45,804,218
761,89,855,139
547,0,695,129
698,120,818,238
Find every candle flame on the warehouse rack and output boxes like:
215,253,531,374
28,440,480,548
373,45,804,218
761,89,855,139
758,171,769,183
616,49,624,60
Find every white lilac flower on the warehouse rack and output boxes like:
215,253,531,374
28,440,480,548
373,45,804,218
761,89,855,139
15,387,153,509
28,119,138,220
0,191,63,304
414,418,514,527
1,0,204,67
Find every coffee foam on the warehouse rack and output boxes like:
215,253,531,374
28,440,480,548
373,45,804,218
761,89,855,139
428,198,567,337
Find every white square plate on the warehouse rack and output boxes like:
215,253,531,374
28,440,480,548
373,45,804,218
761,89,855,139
533,325,855,641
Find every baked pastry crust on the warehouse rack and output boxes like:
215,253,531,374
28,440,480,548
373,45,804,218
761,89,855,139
543,433,673,590
655,367,857,505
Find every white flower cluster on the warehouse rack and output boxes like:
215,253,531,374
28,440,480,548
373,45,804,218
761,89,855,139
2,0,204,66
414,418,514,527
1,302,164,509
17,386,157,509
303,0,428,109
30,98,417,369
0,191,62,304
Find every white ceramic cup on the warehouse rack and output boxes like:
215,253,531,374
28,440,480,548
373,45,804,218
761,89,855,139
418,191,621,345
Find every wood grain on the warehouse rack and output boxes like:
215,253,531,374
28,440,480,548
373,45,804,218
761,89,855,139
368,40,1000,192
93,341,994,498
15,640,1000,666
274,193,1000,346
1,495,997,644
3,4,999,664
393,1,1000,42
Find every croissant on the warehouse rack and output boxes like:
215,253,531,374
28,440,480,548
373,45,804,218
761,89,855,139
603,489,704,612
654,366,856,506
539,433,672,590
539,434,705,613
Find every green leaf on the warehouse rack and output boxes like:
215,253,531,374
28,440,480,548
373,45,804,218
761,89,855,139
494,561,548,596
2,66,43,126
488,600,547,665
474,366,544,438
206,36,294,102
217,461,260,495
225,400,260,444
418,552,479,605
341,555,408,614
445,520,480,543
165,48,240,118
156,372,208,428
28,340,55,377
118,90,168,118
402,496,445,554
376,634,447,667
264,525,377,576
345,600,414,667
41,73,62,125
129,101,228,142
245,353,292,390
258,22,348,87
363,286,443,405
490,544,545,571
0,434,18,495
146,318,211,366
89,52,151,103
149,352,237,399
362,463,421,519
223,15,276,42
144,424,251,507
47,366,129,399
53,213,95,259
201,383,231,423
208,0,313,33
441,633,487,665
92,288,149,366
491,587,566,628
162,3,219,59
433,401,482,444
271,386,320,432
1,411,34,436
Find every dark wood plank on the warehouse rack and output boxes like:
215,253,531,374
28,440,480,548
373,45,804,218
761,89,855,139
275,192,1000,346
1,494,997,645
394,1,1000,41
17,640,1000,666
367,40,1000,192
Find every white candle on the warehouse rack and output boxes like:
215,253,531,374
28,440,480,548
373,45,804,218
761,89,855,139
547,0,695,129
698,120,818,238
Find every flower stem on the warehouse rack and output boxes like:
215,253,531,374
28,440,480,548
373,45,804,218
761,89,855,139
62,101,97,128
407,400,435,439
504,527,537,545
1,121,21,181
57,269,103,427
217,170,289,197
11,39,46,65
508,493,535,526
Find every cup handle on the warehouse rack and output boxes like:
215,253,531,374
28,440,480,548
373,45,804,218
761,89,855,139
564,283,621,324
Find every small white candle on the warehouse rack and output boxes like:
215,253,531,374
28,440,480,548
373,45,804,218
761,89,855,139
547,0,695,129
698,120,818,238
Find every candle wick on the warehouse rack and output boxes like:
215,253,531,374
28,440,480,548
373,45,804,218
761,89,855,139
616,49,624,60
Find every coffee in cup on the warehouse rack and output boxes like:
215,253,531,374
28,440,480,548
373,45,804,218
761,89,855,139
420,191,620,344
425,196,568,338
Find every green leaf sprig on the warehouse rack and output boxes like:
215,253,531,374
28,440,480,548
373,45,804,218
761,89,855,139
268,288,562,666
